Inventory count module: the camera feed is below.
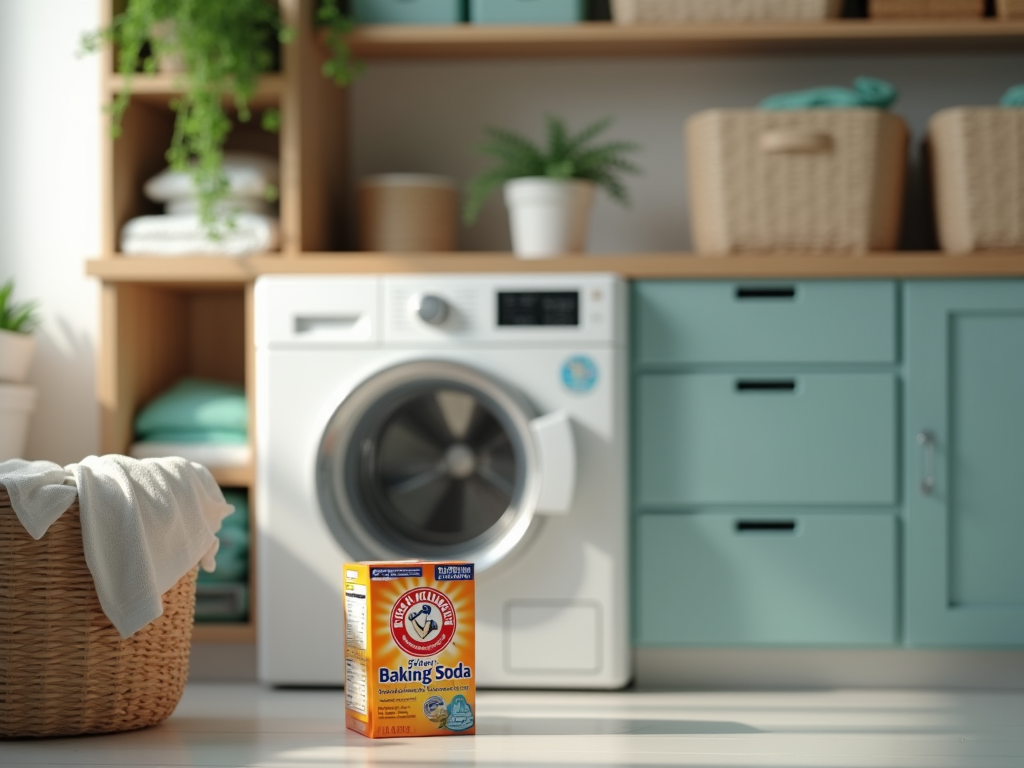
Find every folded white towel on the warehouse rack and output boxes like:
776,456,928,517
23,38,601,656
144,152,280,203
0,455,233,638
120,213,280,256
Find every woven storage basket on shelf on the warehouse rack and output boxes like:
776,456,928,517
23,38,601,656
997,0,1024,18
929,107,1024,254
0,489,197,738
611,0,842,22
685,108,908,255
870,0,985,17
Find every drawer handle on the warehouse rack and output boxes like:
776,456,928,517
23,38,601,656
295,314,363,333
760,130,833,154
736,520,797,533
735,286,796,300
736,379,796,393
917,430,936,496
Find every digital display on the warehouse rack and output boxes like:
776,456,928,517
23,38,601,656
498,292,579,327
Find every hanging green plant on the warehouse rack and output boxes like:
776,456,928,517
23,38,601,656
82,0,289,237
82,1,362,239
318,0,364,87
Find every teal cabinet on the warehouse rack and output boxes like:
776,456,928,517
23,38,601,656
637,512,897,646
904,280,1024,646
634,280,897,366
636,372,897,507
632,279,900,648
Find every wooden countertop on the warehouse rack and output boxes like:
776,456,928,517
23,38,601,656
87,252,1024,284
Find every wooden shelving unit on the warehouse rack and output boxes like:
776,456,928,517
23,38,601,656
89,251,1024,281
346,19,1024,58
91,2,1024,647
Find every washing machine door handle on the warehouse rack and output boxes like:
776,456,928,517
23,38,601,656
528,410,576,515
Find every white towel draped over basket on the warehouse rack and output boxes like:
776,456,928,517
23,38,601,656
0,455,233,638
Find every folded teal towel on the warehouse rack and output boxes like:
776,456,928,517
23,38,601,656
140,430,248,445
135,378,248,441
760,77,897,111
1001,85,1024,107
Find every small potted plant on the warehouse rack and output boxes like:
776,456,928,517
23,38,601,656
0,280,39,384
0,280,40,461
464,116,640,258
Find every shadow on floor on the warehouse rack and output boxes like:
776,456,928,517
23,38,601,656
481,716,761,736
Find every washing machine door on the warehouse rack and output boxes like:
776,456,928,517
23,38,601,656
316,360,575,571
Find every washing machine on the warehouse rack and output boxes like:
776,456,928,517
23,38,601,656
254,273,629,689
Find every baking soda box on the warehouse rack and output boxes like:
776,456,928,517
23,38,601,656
343,561,476,738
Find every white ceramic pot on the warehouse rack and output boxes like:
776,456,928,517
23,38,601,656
0,384,37,461
0,329,35,383
503,178,596,259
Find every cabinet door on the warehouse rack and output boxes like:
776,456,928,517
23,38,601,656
905,280,1024,645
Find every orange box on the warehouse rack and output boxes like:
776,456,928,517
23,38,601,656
343,561,476,739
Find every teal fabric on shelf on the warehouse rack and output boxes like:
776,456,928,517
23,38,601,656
759,77,898,111
199,489,249,584
351,0,465,24
470,0,585,24
134,378,248,441
140,430,248,445
1001,85,1024,107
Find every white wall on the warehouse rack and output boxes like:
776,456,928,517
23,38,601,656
0,0,102,465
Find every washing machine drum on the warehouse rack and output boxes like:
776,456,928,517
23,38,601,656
316,360,574,571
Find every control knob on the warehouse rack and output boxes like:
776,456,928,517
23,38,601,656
409,293,449,326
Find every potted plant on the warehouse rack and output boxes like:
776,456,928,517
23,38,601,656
0,280,40,461
82,0,361,237
0,280,39,384
464,116,640,258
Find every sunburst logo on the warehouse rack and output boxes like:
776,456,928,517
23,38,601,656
390,587,457,657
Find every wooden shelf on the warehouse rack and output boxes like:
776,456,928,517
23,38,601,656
193,622,256,644
106,73,284,109
88,252,1024,281
210,464,255,488
346,19,1024,58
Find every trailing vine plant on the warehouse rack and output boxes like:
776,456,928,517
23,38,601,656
82,0,361,238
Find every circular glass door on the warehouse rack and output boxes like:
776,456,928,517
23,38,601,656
316,361,542,570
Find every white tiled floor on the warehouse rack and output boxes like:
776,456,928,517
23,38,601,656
4,684,1024,767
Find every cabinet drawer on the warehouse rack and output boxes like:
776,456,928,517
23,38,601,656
636,513,897,646
636,373,897,506
634,280,897,365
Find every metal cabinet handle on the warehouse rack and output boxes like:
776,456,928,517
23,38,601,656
917,431,936,496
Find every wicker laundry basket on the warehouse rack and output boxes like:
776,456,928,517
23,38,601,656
0,489,197,738
685,108,908,255
997,0,1024,18
929,107,1024,255
612,0,842,22
870,0,985,17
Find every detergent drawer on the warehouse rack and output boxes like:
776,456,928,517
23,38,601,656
636,512,897,646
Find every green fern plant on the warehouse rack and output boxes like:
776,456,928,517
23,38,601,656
464,116,640,224
0,280,39,335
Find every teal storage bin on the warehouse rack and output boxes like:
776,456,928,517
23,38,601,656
352,0,464,24
470,0,585,24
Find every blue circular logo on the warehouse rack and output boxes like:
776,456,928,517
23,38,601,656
561,355,598,393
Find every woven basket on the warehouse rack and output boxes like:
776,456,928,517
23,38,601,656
0,489,197,738
929,107,1024,255
997,0,1024,18
611,0,842,22
685,109,908,255
870,0,985,17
